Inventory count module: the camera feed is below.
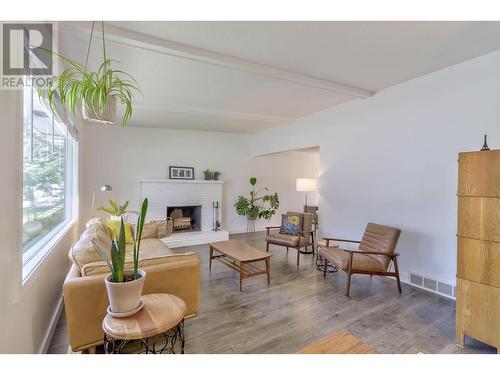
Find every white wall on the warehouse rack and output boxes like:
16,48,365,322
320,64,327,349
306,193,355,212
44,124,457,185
80,125,319,233
0,90,79,353
251,50,500,285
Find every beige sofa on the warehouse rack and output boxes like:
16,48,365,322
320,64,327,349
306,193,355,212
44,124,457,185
63,218,200,352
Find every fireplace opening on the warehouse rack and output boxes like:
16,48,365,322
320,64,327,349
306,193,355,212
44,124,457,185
166,205,202,232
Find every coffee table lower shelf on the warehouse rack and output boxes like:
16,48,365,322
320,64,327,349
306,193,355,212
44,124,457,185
209,240,271,292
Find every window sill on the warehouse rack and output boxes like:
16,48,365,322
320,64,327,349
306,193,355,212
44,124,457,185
22,220,76,285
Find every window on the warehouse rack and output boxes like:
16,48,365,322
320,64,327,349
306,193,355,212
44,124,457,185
22,83,77,267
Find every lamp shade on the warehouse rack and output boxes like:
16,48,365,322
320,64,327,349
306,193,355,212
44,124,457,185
296,178,317,192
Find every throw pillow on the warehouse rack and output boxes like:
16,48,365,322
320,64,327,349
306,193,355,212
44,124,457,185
106,219,134,244
279,213,302,236
131,222,159,239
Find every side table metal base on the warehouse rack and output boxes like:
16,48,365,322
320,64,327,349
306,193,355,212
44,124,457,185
316,254,338,273
104,320,185,354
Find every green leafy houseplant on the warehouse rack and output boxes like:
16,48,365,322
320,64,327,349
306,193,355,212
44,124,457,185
92,198,148,315
39,22,141,125
94,198,148,282
234,177,279,220
97,198,129,217
41,55,140,125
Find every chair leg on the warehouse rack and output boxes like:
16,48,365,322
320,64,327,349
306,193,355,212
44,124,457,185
296,248,300,267
345,271,352,297
323,258,327,278
286,246,289,253
345,251,354,297
393,256,402,294
266,242,269,252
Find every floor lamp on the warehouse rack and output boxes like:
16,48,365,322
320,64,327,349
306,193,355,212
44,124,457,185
296,178,317,211
91,184,112,217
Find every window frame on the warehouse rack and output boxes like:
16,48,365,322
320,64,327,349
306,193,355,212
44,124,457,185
21,83,78,281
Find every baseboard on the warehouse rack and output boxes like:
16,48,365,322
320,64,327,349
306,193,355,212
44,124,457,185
39,295,64,354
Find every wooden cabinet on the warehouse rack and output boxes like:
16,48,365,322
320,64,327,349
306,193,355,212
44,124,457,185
456,149,500,352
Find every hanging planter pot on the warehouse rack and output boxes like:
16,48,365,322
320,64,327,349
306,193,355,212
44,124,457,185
82,95,117,125
40,21,140,126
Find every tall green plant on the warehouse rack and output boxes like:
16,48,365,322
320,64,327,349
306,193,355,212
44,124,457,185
234,177,279,220
133,198,148,279
97,198,129,216
92,198,148,282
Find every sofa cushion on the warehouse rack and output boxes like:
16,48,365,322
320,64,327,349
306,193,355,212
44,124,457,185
267,233,300,247
318,247,386,272
69,223,112,272
81,238,176,276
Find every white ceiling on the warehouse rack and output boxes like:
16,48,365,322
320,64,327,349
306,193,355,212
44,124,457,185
59,21,500,133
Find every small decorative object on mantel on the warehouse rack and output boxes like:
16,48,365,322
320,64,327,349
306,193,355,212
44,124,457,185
169,166,194,180
212,171,221,181
203,169,212,180
480,134,490,151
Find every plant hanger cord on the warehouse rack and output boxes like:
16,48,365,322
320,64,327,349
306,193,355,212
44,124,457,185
84,21,107,70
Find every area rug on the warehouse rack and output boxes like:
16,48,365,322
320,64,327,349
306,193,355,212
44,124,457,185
297,330,378,354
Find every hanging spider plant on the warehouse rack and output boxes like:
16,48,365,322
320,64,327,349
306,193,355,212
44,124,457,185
40,22,141,125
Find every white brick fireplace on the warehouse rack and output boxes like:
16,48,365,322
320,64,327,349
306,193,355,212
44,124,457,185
140,178,228,248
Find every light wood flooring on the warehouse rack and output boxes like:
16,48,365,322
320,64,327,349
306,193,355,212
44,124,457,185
48,232,496,354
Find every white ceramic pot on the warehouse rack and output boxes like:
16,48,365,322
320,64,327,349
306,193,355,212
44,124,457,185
82,95,117,125
105,269,146,315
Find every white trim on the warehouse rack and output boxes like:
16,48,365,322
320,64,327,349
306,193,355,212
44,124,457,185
22,220,75,283
140,178,223,184
39,296,64,354
60,22,374,99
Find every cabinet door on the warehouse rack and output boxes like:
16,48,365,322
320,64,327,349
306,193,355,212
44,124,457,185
458,197,500,242
456,278,500,349
458,150,500,198
457,238,500,288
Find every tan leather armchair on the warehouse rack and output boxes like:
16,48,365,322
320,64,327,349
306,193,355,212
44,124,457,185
266,211,315,266
319,223,401,296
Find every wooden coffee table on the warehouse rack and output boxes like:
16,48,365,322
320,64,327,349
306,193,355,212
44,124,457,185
209,240,271,291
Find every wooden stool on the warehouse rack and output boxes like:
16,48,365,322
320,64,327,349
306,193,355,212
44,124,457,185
102,293,187,354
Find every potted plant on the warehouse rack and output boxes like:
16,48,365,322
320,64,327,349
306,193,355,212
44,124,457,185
97,198,129,221
212,171,221,181
234,177,279,229
203,169,212,180
40,22,140,125
92,198,148,315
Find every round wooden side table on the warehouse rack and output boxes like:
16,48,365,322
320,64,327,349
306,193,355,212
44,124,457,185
102,293,187,354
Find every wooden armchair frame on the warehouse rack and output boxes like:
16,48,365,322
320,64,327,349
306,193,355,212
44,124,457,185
266,226,315,266
322,237,402,297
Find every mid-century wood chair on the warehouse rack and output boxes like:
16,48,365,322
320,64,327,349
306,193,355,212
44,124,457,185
318,223,401,296
266,211,315,267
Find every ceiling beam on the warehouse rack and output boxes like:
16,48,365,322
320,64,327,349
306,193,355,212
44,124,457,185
133,102,294,124
60,22,374,98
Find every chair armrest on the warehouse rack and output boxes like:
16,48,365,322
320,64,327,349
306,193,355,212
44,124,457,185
343,249,399,257
323,237,360,247
266,226,281,234
323,237,361,244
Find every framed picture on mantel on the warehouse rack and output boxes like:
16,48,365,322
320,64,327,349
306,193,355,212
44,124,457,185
169,166,195,180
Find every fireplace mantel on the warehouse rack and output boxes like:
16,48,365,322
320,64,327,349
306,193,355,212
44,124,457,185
140,178,223,185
